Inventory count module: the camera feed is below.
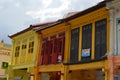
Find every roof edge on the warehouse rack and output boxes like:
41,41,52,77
63,1,106,21
8,27,32,38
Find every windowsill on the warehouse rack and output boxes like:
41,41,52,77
64,56,107,65
39,62,63,66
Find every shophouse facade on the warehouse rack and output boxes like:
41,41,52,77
34,1,110,80
6,21,56,80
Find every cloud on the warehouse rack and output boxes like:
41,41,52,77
42,0,53,8
26,0,71,22
26,0,104,22
14,2,21,8
0,6,3,10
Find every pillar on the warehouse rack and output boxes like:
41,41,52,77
7,66,14,80
108,56,114,80
34,66,41,80
61,66,68,80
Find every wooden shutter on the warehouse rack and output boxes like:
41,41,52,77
43,42,47,64
57,37,65,63
70,28,79,63
81,24,92,62
51,39,58,64
95,19,107,59
43,41,51,65
40,42,45,65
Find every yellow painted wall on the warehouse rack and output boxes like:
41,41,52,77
66,7,110,61
68,70,96,80
65,7,110,80
39,7,110,64
36,6,110,71
14,69,28,80
11,30,38,68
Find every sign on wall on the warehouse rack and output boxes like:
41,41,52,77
82,48,90,57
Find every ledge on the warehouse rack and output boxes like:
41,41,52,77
64,56,107,65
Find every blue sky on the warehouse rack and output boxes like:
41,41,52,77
0,0,103,43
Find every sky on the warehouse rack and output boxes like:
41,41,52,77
0,0,103,43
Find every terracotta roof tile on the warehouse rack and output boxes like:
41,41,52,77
9,21,58,38
33,20,62,32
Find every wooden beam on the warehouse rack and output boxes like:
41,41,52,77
68,60,106,70
38,64,64,72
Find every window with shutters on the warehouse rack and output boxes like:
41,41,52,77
21,39,27,56
15,46,20,57
57,32,65,63
70,28,79,63
28,41,34,53
21,44,27,55
40,38,48,65
81,24,92,61
95,19,107,59
51,38,58,64
41,32,65,65
44,41,50,64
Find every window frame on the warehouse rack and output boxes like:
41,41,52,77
70,28,80,63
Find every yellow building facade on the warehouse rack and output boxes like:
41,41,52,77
6,27,39,80
6,22,57,80
35,1,110,80
0,41,11,80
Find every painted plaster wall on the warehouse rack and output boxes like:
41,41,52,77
0,42,11,78
107,0,120,55
11,30,38,67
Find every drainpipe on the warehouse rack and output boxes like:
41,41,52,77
116,18,119,56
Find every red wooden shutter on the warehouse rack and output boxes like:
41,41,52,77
43,42,47,65
44,41,51,64
49,40,53,64
57,37,65,63
40,42,45,65
51,40,54,64
51,38,58,64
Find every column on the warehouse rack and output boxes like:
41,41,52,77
64,25,71,63
108,56,114,80
7,66,14,80
61,66,69,80
34,66,41,80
